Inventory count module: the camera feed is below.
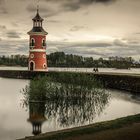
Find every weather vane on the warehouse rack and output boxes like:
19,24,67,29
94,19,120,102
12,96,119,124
37,0,39,12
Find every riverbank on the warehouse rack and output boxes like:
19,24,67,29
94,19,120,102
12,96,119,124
0,70,140,93
18,114,140,140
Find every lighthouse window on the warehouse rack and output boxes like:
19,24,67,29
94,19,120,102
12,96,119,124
31,38,35,46
43,54,46,58
43,64,46,68
30,54,34,58
42,39,46,47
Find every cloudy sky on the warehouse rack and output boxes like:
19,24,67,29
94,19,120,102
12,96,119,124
0,0,140,60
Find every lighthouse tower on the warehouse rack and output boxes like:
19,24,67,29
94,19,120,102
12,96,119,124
28,7,48,71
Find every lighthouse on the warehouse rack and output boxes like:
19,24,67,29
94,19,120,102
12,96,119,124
28,7,48,71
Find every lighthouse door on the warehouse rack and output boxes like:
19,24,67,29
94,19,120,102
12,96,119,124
30,62,34,71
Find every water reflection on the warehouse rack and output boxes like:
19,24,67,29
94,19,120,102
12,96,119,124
28,101,46,135
22,76,110,135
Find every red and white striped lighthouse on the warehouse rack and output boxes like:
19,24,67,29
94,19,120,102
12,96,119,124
28,7,48,71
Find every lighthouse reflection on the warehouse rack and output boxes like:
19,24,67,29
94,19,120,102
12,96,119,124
28,101,46,135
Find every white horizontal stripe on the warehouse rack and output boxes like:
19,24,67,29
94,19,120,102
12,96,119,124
30,49,46,52
33,69,48,72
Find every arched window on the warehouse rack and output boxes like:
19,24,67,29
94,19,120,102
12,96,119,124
31,38,35,47
42,39,46,47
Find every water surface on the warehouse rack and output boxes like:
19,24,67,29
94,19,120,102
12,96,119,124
0,78,140,140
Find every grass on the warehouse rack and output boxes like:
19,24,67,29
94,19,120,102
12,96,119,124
19,113,140,140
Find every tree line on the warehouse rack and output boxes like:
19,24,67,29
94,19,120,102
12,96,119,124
0,52,140,68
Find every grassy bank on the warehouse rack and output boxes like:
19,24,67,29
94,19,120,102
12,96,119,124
19,114,140,140
0,70,140,93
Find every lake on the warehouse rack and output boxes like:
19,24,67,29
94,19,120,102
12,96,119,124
0,78,140,140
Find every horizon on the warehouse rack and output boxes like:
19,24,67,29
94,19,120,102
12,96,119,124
0,51,139,63
0,0,140,60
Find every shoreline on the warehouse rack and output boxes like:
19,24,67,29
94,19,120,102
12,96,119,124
18,113,140,140
0,70,140,93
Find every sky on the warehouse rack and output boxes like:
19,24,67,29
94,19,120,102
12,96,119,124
0,0,140,60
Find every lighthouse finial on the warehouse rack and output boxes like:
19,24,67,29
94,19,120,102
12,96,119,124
37,0,39,13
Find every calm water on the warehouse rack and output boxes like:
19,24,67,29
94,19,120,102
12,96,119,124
0,78,140,140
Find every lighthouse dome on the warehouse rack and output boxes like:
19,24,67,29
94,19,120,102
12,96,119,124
28,8,48,35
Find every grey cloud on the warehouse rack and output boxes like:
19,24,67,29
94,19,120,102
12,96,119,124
46,0,116,4
40,0,117,16
113,39,126,46
62,2,81,11
0,40,28,56
27,0,117,18
113,39,140,47
48,41,112,49
0,0,8,14
46,39,140,59
0,7,8,14
0,25,6,30
6,31,21,38
0,0,5,4
47,40,114,57
26,4,57,17
70,26,85,32
47,20,61,23
47,0,116,11
77,0,116,5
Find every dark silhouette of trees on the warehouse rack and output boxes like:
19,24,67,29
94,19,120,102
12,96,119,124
0,52,139,68
0,55,28,66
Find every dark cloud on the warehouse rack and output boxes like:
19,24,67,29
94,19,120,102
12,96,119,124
0,7,8,14
70,26,85,32
46,0,115,4
134,32,140,35
62,2,81,11
77,0,116,5
47,41,113,53
47,0,116,11
26,0,117,18
0,0,8,14
47,41,107,57
0,0,4,4
47,20,61,23
0,39,28,56
0,25,6,30
6,31,21,38
113,39,140,47
63,42,113,48
113,39,126,46
46,39,140,58
39,0,117,17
